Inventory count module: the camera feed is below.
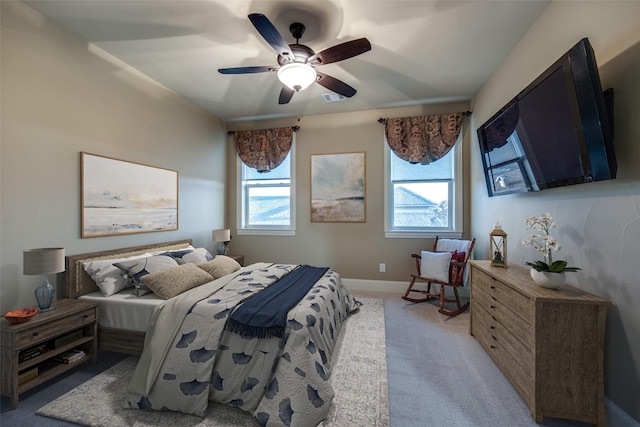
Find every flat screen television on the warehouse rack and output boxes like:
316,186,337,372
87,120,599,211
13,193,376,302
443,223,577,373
477,38,616,197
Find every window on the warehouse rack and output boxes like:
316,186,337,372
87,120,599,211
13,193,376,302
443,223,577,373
384,134,462,238
483,131,537,195
237,141,295,236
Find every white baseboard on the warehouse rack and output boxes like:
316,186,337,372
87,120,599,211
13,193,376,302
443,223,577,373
342,280,637,427
606,398,640,427
341,277,470,298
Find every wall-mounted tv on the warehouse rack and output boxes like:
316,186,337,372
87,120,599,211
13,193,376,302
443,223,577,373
477,38,616,197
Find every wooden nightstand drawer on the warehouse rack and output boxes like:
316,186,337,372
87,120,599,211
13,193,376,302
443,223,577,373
15,308,96,348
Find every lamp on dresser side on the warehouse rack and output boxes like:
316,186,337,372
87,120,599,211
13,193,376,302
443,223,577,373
23,248,65,312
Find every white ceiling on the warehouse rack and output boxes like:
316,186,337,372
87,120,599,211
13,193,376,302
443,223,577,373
24,0,550,122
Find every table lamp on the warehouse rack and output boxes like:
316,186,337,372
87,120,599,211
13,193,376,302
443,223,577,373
212,229,231,255
23,248,65,311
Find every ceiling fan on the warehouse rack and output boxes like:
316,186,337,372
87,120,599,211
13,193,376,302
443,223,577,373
218,13,371,105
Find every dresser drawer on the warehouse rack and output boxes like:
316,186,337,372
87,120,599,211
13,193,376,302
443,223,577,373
472,310,534,406
473,303,534,375
473,285,533,350
473,269,534,323
16,308,97,348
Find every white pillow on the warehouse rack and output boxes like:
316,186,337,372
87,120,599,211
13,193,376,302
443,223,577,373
83,252,152,297
169,247,214,264
420,251,452,283
113,254,179,286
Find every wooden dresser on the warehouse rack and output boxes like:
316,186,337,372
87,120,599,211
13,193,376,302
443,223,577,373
469,260,610,426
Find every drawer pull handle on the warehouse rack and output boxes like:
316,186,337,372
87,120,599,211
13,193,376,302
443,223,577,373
490,305,496,309
490,285,496,290
83,314,89,319
490,345,496,349
32,332,39,337
490,326,495,330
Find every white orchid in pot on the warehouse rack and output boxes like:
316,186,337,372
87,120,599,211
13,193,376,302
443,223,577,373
521,213,580,288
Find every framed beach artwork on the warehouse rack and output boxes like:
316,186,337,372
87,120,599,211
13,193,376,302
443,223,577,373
311,152,366,223
81,152,178,238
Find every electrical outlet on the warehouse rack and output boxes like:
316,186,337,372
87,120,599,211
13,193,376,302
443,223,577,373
379,263,386,273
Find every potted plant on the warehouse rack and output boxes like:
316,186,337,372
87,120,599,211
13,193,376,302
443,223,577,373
520,213,580,288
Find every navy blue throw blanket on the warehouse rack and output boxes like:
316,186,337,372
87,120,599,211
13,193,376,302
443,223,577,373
225,265,329,339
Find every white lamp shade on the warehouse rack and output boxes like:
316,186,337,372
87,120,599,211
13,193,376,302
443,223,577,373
24,248,65,275
277,63,317,91
213,229,231,242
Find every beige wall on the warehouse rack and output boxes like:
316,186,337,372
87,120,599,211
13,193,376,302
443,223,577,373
0,1,227,313
470,1,640,422
226,102,471,285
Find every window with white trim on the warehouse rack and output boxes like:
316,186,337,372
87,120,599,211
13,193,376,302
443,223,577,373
237,141,295,236
384,134,462,238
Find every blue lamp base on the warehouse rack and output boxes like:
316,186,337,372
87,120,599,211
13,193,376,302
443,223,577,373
216,242,229,255
34,276,55,312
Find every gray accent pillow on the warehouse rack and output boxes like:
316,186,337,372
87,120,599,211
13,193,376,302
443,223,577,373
197,256,241,279
141,264,214,299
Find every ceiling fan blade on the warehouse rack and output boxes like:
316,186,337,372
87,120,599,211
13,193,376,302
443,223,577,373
279,87,295,104
218,66,277,74
309,38,371,65
248,13,294,60
316,72,357,98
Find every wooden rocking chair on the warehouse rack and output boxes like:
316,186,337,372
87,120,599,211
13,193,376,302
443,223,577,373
402,236,476,317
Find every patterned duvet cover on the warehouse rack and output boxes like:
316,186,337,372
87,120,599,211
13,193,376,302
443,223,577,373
125,263,360,427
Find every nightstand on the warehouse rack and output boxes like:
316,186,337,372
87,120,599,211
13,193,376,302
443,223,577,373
228,255,245,266
1,299,98,409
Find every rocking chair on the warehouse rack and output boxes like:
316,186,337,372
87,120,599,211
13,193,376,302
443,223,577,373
402,236,476,316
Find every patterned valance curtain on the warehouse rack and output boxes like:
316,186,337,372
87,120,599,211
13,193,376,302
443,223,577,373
384,113,463,164
235,127,294,173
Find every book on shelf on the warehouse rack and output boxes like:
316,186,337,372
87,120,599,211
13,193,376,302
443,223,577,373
53,349,86,364
19,343,48,362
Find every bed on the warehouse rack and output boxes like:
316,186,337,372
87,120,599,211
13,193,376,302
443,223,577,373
64,239,195,355
64,240,360,427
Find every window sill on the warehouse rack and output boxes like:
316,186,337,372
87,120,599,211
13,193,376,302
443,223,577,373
237,228,296,237
385,230,463,239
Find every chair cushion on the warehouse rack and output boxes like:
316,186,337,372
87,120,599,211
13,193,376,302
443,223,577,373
420,251,452,282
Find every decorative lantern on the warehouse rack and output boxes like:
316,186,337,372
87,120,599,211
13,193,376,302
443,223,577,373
489,222,507,267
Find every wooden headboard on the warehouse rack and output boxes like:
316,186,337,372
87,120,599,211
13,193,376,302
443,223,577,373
64,239,193,299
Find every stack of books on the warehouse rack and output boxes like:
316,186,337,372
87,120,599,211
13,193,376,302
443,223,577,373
19,344,48,362
54,349,86,364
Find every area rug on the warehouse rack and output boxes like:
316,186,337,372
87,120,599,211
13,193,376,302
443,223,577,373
37,298,388,427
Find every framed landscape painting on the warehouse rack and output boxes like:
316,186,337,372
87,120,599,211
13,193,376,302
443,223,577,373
311,152,366,223
81,152,178,238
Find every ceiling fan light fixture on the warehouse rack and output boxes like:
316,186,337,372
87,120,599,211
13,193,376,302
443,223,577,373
277,63,317,91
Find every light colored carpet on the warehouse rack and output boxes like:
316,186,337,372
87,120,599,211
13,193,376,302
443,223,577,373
36,298,388,427
366,290,589,427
